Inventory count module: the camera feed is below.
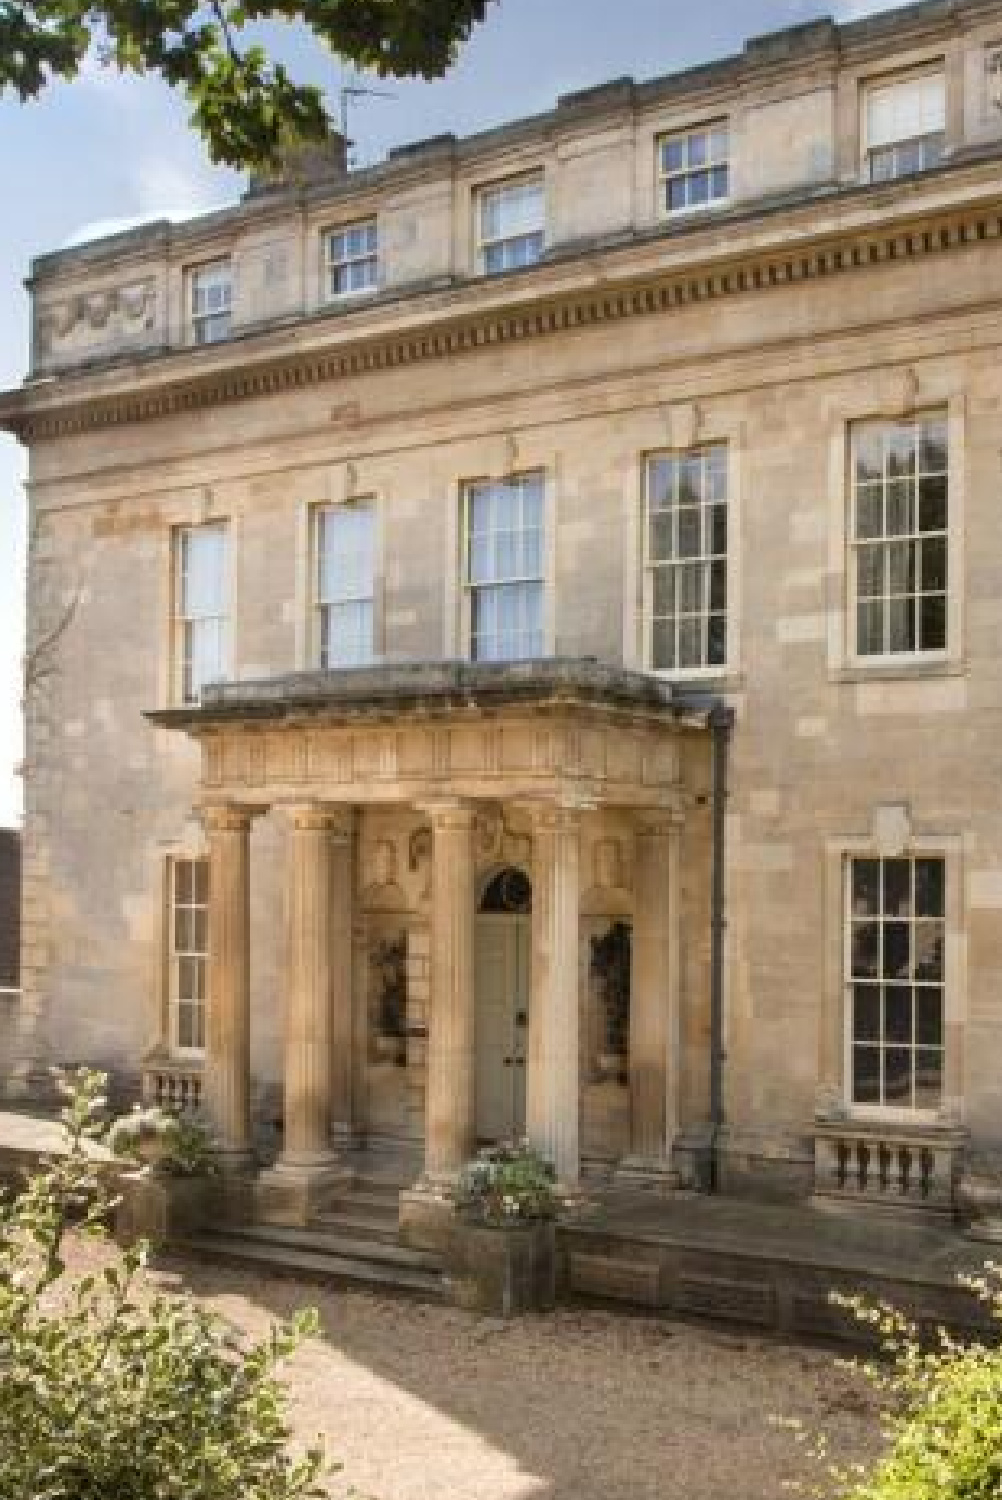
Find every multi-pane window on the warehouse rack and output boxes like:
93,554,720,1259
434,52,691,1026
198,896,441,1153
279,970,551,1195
189,260,232,345
169,858,208,1056
465,472,544,661
658,122,729,215
851,414,948,658
476,175,545,274
865,72,945,182
175,523,229,704
847,856,945,1111
315,503,376,668
325,219,378,299
645,445,728,672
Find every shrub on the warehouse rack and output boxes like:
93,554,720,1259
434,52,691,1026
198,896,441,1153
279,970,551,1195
107,1103,216,1177
457,1141,557,1225
788,1272,1002,1500
0,1069,324,1500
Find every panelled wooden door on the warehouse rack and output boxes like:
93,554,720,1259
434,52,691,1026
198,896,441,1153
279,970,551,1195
474,913,530,1142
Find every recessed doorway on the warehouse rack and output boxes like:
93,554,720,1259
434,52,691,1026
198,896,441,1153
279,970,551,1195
475,867,531,1143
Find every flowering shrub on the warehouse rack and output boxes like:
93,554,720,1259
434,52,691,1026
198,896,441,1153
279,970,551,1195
784,1267,1002,1500
457,1142,557,1226
107,1104,216,1177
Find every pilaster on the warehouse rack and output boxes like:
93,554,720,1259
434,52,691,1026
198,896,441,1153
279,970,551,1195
618,810,682,1192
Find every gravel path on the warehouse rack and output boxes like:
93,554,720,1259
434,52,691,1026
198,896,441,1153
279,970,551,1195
146,1251,882,1500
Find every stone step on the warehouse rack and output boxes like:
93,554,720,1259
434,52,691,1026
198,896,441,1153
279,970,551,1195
225,1220,442,1273
180,1231,447,1299
313,1206,402,1244
337,1184,403,1213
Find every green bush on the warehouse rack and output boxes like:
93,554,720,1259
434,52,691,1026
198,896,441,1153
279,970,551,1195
107,1103,216,1177
0,1070,324,1500
790,1275,1002,1500
456,1141,557,1225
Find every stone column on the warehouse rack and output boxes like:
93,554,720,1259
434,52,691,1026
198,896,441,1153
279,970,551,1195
424,801,476,1178
620,810,683,1190
203,803,256,1170
257,805,352,1226
528,804,581,1186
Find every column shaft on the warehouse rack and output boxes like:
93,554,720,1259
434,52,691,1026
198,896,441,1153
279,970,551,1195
424,803,476,1176
204,804,254,1162
629,814,682,1163
528,805,581,1184
281,807,350,1166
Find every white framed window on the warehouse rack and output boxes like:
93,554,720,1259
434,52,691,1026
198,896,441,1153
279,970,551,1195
864,71,945,182
325,219,378,300
850,413,948,659
173,522,229,704
314,502,376,667
475,175,545,275
657,122,729,215
189,260,232,345
845,855,945,1113
464,472,545,661
169,857,208,1057
644,444,728,673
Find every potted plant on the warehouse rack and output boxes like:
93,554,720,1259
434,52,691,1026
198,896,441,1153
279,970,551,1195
109,1105,217,1243
450,1142,558,1316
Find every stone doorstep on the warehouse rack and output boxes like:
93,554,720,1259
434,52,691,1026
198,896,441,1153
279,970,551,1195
176,1229,448,1301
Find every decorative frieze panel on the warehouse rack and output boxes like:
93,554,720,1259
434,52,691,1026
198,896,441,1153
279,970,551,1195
34,279,159,366
198,709,685,810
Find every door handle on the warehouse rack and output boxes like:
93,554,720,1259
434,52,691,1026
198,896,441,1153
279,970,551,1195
515,1010,528,1027
514,1057,525,1068
503,1056,513,1067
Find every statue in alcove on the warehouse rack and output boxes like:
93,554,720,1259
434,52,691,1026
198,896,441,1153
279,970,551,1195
370,933,407,1066
590,920,631,1083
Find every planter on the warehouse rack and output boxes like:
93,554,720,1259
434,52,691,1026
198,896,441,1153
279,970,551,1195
115,1171,214,1246
448,1217,556,1318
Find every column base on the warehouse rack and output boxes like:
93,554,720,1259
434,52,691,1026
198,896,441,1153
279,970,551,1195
398,1174,459,1253
255,1158,352,1228
614,1155,680,1196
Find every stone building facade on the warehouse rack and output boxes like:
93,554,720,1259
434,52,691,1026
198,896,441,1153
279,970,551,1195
4,0,1002,1219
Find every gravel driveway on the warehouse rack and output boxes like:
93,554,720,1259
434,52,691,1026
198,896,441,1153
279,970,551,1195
152,1251,882,1500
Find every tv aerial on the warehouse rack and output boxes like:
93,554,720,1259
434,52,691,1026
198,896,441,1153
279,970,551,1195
339,73,395,167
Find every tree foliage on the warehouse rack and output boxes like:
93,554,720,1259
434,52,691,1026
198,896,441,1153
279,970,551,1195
0,1070,324,1500
0,0,496,165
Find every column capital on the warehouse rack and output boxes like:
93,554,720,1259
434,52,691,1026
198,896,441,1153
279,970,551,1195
634,807,685,838
417,797,477,830
525,799,589,833
200,801,264,834
285,802,354,837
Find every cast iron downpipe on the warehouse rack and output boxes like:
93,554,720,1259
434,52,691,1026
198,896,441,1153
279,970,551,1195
708,703,734,1193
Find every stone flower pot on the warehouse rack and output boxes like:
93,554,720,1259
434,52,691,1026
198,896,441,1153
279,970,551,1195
115,1170,215,1246
448,1217,556,1318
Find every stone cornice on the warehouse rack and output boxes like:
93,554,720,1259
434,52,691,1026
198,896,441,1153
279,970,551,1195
6,167,1002,445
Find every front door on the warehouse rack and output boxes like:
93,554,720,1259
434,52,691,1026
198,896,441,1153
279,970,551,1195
475,912,530,1142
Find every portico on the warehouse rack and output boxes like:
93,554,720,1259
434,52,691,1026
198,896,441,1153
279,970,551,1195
147,660,712,1217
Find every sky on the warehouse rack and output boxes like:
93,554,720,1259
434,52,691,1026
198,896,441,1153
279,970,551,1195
0,0,899,826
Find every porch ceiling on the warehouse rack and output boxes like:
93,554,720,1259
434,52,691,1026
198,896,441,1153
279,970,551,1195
145,658,721,810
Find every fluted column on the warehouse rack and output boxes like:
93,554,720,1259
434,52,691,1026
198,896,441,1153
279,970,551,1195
528,803,581,1185
280,805,351,1166
256,804,352,1226
203,803,256,1167
625,811,683,1178
424,800,476,1178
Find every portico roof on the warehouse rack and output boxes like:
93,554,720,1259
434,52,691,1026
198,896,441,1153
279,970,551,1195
146,660,725,812
146,657,721,731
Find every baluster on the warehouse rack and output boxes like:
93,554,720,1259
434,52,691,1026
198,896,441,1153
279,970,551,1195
878,1142,891,1192
836,1138,850,1189
857,1140,870,1191
897,1145,912,1196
